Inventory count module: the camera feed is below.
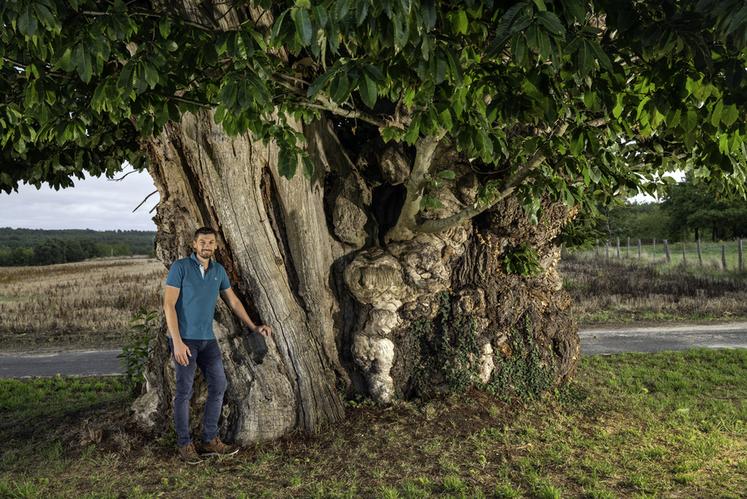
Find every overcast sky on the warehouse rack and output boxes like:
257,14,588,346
0,167,682,232
0,169,159,231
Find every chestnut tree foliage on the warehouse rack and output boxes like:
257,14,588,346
1,0,746,229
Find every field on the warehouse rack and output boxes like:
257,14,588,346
560,250,747,325
1,349,745,497
0,257,165,351
1,251,746,353
577,239,745,271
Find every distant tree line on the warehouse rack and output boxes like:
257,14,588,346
0,228,155,266
563,177,747,247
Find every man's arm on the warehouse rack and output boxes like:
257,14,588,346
220,288,273,337
164,285,191,366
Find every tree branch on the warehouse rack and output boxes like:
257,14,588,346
386,132,446,242
415,150,546,234
132,190,158,212
413,121,569,235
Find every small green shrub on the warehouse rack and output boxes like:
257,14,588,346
118,308,159,391
502,243,542,276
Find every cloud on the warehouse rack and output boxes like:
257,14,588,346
0,170,159,230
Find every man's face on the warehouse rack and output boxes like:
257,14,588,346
192,234,217,259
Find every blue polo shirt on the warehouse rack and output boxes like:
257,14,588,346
165,253,231,340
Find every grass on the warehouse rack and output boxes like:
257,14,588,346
586,239,746,271
561,252,747,326
1,349,745,497
0,257,165,351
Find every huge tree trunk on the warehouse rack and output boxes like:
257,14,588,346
132,107,579,443
131,0,576,446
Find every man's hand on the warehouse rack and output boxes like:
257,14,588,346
173,340,192,366
254,324,272,337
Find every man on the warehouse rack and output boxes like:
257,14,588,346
164,226,272,464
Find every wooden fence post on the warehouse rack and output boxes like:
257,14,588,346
722,244,727,270
739,239,744,272
697,238,703,267
637,239,642,260
627,237,631,258
616,237,621,258
681,242,687,266
595,239,599,258
664,239,671,263
653,239,657,261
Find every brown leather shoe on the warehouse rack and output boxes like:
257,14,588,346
178,442,203,464
198,436,239,457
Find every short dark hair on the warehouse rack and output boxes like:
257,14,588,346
193,226,217,240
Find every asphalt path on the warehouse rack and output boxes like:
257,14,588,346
1,322,746,378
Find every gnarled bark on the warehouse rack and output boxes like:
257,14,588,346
132,1,577,445
134,121,578,444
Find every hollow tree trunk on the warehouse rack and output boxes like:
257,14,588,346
132,109,579,444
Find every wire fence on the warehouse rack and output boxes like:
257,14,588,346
581,238,745,272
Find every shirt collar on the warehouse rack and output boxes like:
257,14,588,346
190,252,212,271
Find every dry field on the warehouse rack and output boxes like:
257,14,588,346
561,254,747,325
0,257,166,351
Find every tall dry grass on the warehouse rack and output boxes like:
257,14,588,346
0,257,166,350
561,254,747,325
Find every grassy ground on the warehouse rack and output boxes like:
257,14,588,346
560,253,747,326
0,257,165,351
1,349,745,498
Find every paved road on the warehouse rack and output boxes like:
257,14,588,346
580,322,747,355
1,323,746,378
0,349,122,378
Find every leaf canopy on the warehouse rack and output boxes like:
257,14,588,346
1,0,745,218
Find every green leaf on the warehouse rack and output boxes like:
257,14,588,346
613,94,624,119
356,1,369,25
453,10,468,35
330,71,351,102
335,0,352,19
682,110,698,132
532,0,547,11
159,18,172,38
489,2,529,55
143,63,159,89
589,40,612,71
420,194,443,209
278,146,298,179
293,8,313,46
710,99,723,128
404,120,420,144
437,169,456,180
422,0,437,30
577,39,593,75
721,103,739,127
18,5,38,36
439,109,453,130
307,70,335,98
536,11,565,36
381,126,404,143
359,74,377,108
561,0,585,22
